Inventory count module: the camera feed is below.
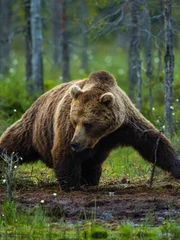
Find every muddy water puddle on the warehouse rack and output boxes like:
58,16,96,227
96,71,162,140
1,180,180,225
0,181,180,225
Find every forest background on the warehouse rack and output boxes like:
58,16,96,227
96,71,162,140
1,0,180,237
0,0,180,141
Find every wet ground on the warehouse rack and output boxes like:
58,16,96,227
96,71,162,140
1,178,180,225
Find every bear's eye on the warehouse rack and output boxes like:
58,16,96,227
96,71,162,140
84,123,93,129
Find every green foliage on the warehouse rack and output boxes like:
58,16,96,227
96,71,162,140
161,220,180,237
0,202,49,238
16,161,56,187
103,147,152,181
117,222,161,239
0,202,17,225
70,45,128,89
0,56,33,127
1,203,180,240
1,152,20,203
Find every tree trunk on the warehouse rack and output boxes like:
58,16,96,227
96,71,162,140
24,0,33,95
157,0,164,81
137,69,142,112
142,0,153,112
164,0,174,137
128,0,141,104
31,0,43,95
52,0,61,66
79,0,89,74
0,0,11,75
61,0,70,82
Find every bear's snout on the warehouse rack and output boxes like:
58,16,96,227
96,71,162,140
71,141,80,152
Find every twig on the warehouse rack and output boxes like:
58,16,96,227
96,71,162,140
0,27,26,44
1,151,19,202
149,131,162,188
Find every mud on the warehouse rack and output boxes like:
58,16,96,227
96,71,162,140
1,178,180,225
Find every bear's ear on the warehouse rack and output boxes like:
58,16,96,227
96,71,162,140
70,85,83,99
100,92,115,106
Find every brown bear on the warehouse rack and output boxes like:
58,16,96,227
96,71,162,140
0,70,180,191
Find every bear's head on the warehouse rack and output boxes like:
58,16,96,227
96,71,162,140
69,75,125,152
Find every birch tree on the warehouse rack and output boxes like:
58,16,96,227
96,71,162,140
52,0,61,66
164,0,174,136
24,0,33,94
60,0,70,82
128,0,141,110
79,0,89,73
142,0,153,111
31,0,43,94
0,0,11,75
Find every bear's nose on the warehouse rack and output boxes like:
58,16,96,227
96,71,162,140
71,142,80,151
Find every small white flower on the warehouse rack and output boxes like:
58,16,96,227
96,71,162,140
152,107,155,111
176,99,179,102
13,59,18,65
105,55,112,63
162,125,165,129
40,200,45,204
14,165,18,169
13,109,17,112
172,112,175,116
2,214,4,217
156,119,160,123
2,179,6,183
170,106,174,110
87,50,92,55
88,55,93,60
154,57,160,63
9,68,15,73
79,69,84,75
118,69,125,75
109,192,114,196
53,193,57,197
72,54,78,60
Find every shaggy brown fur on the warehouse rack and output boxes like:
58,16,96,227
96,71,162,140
1,70,180,191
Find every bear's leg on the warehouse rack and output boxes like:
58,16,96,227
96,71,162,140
54,160,81,191
0,121,38,163
114,120,180,178
81,164,102,186
80,149,111,187
52,147,82,191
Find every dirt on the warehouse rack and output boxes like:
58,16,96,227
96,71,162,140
1,178,180,225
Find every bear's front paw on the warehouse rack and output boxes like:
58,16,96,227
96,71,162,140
59,180,81,192
60,185,81,192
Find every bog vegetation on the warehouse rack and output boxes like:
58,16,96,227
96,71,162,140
1,0,180,238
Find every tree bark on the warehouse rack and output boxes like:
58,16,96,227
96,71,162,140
61,0,70,82
31,0,43,95
79,0,89,73
24,0,33,95
128,0,141,104
157,0,164,80
0,0,11,75
164,0,174,136
142,0,153,112
52,0,61,66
